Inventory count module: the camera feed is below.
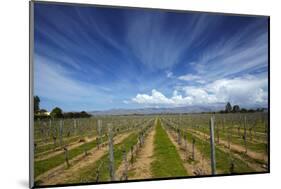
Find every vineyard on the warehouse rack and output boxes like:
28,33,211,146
33,112,268,186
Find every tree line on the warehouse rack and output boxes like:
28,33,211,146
34,96,91,119
219,102,267,114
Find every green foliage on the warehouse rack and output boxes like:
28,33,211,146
50,107,63,118
232,105,240,112
225,102,232,113
63,111,91,118
34,96,40,113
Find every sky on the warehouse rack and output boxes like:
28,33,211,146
34,3,269,112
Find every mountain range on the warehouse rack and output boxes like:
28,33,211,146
89,105,225,116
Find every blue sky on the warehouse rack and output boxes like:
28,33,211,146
34,3,268,112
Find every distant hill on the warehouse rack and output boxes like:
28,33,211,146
90,105,224,116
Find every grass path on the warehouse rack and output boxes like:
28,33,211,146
151,118,188,178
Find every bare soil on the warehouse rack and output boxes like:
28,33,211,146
187,128,267,162
35,136,97,161
128,126,155,180
165,127,212,176
37,132,133,185
187,129,267,171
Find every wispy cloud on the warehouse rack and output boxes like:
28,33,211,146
34,54,115,110
34,3,268,111
125,13,222,70
189,20,268,81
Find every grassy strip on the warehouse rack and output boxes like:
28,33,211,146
151,118,188,178
187,129,267,165
65,132,138,183
175,127,256,174
35,136,81,155
34,135,107,177
189,126,267,154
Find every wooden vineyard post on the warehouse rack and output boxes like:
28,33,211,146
209,116,216,175
178,114,182,145
249,127,253,141
63,147,70,167
108,124,115,181
122,146,128,180
95,161,104,182
73,119,77,135
140,131,144,146
184,134,188,161
52,120,57,147
227,120,233,149
42,122,47,142
223,118,225,132
192,138,195,161
265,120,268,167
254,120,257,139
49,119,52,138
59,120,63,147
238,115,242,136
130,146,134,165
97,120,102,149
243,116,248,154
177,128,182,145
216,123,220,144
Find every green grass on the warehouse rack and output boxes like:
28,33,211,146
188,126,267,155
65,132,139,183
151,118,188,178
34,135,106,177
163,120,256,174
35,136,81,155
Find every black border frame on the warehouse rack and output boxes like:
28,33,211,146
29,1,270,188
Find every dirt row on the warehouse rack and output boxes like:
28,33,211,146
186,128,267,171
114,125,156,180
35,135,98,161
187,128,268,162
164,127,212,176
37,132,133,185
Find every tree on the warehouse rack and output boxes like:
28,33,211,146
39,109,47,113
34,96,40,113
80,111,91,118
232,105,240,113
50,107,63,118
225,102,232,113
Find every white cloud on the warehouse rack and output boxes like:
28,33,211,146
131,89,192,106
177,74,205,84
204,75,268,105
132,89,173,105
130,75,268,107
166,71,173,78
178,74,200,81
